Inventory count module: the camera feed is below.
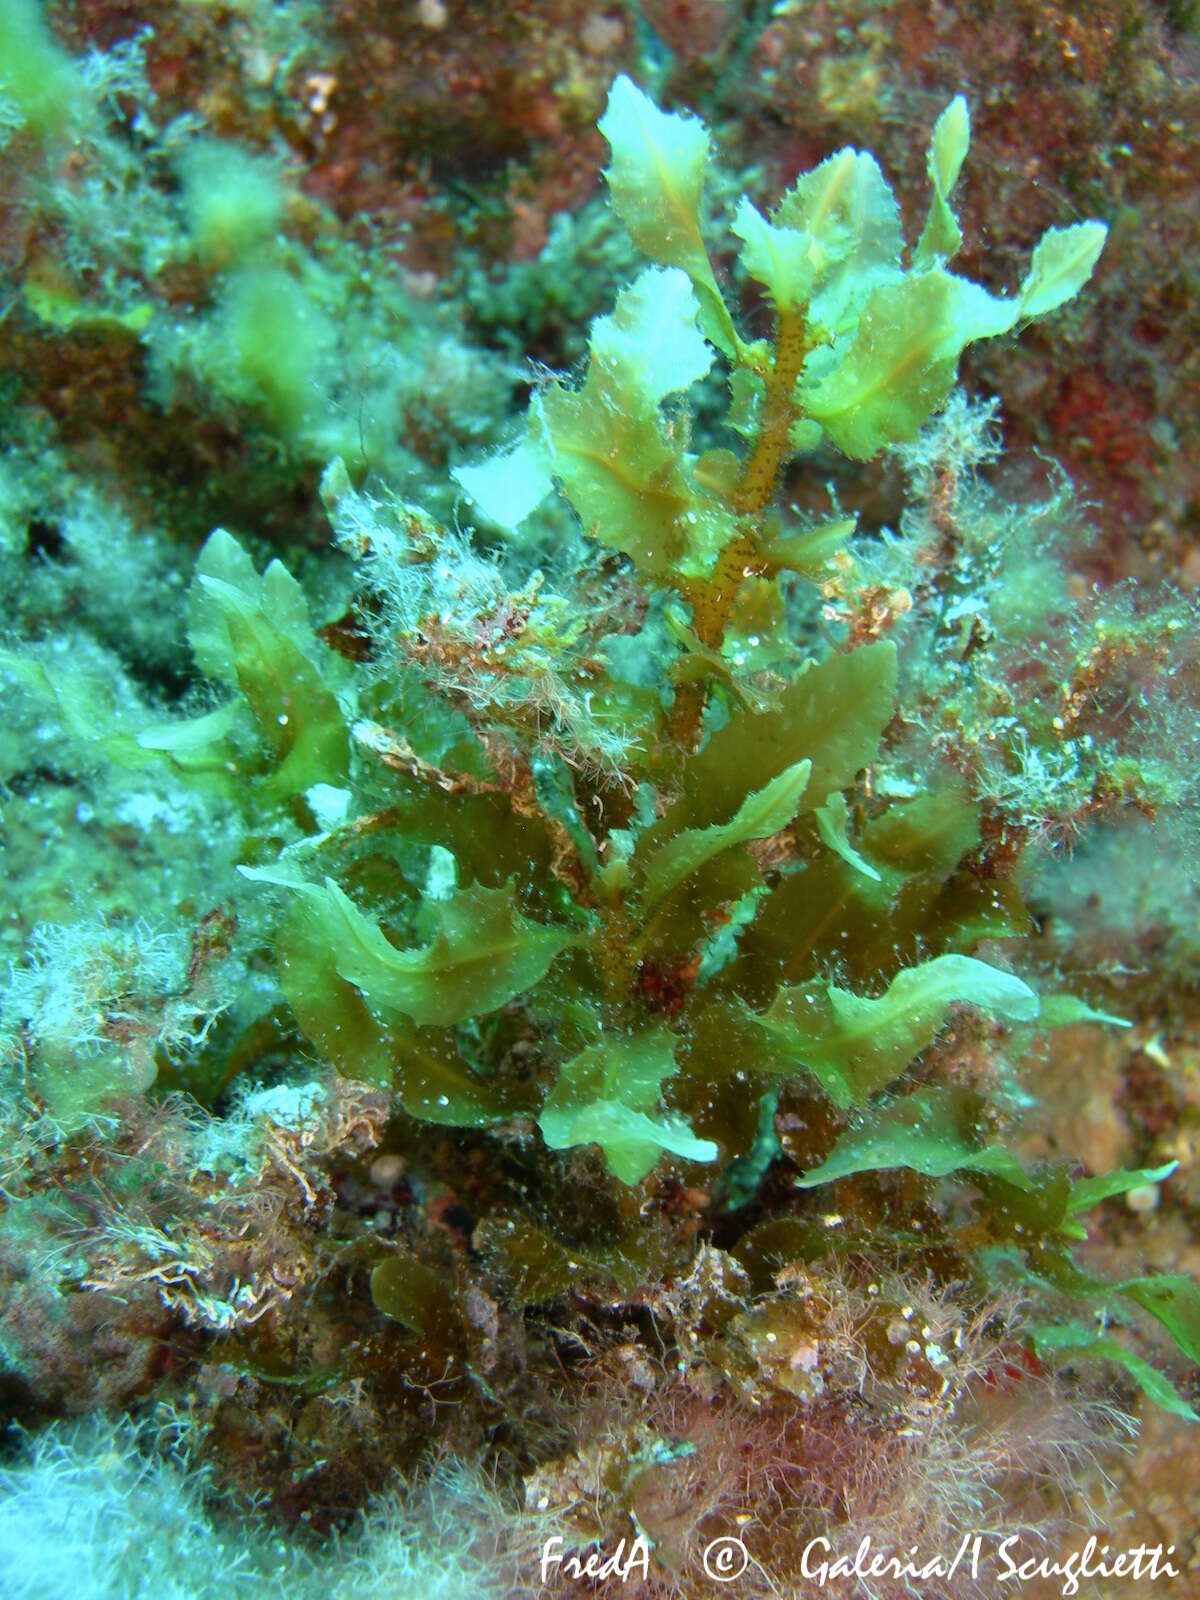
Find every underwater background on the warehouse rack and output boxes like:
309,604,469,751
1,1,1199,1595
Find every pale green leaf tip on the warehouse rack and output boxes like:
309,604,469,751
1018,220,1108,320
538,1028,718,1183
928,95,970,195
452,436,553,532
598,70,708,188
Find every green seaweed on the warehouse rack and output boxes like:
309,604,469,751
10,60,1191,1425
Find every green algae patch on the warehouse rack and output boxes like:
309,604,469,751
187,529,350,805
761,957,1038,1107
638,758,811,911
539,1025,719,1183
249,870,577,1030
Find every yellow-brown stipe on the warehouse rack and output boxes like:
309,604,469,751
665,310,809,751
729,308,811,518
665,533,762,748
